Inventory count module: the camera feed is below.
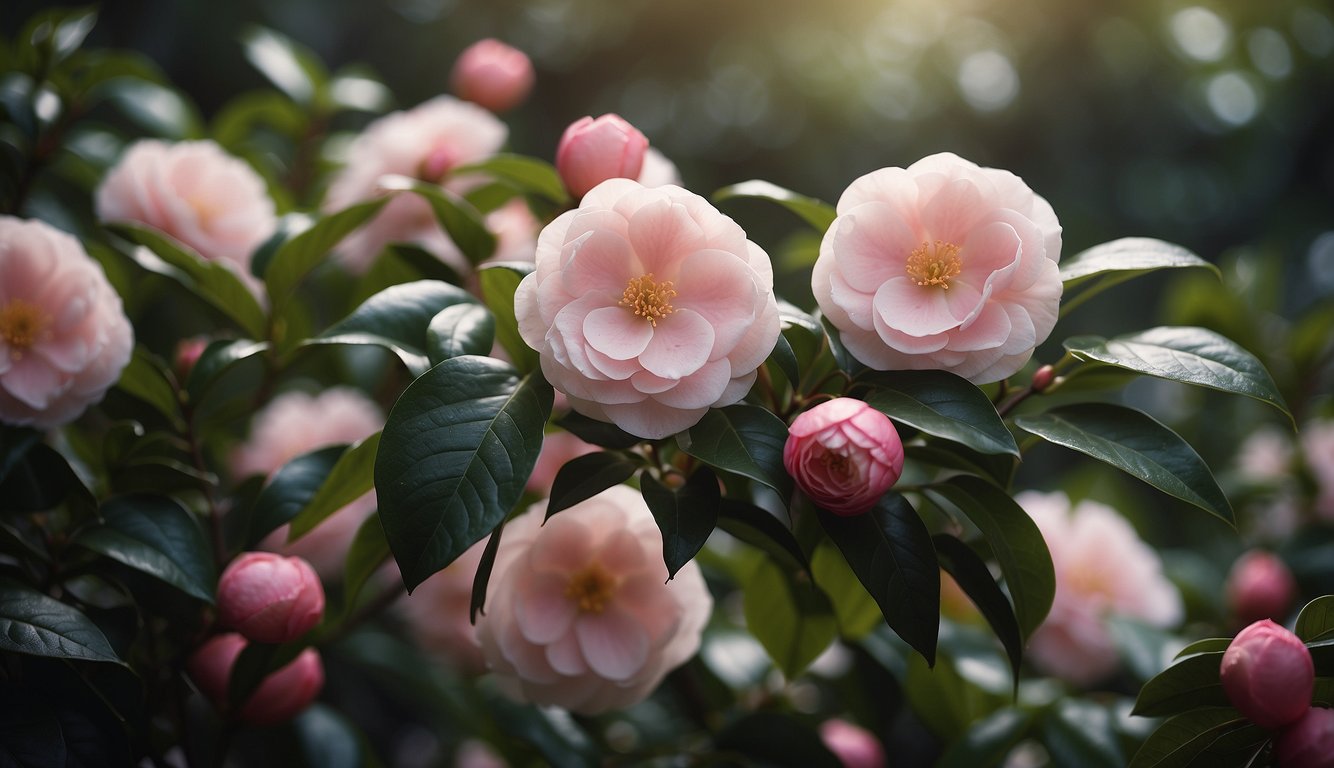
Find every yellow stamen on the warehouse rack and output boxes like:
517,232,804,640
565,563,618,614
619,273,677,326
0,300,50,360
905,240,963,289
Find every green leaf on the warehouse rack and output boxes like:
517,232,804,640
73,495,215,602
1295,596,1334,642
454,153,570,205
98,78,203,139
327,69,393,113
309,280,479,376
1064,327,1289,420
1175,637,1232,659
555,409,640,450
1059,238,1217,317
1132,651,1228,717
768,332,801,391
934,533,1023,689
936,709,1034,768
862,370,1018,456
544,451,639,520
1042,699,1125,768
248,445,345,546
379,175,496,265
263,198,389,307
375,357,552,592
743,557,838,679
676,404,793,499
288,433,380,541
0,442,96,515
924,476,1054,641
240,26,327,106
1128,708,1258,768
640,467,721,579
469,524,504,623
713,180,837,233
343,513,390,609
114,346,183,427
810,541,882,639
294,704,363,768
426,303,496,364
477,263,538,374
26,6,98,65
817,493,939,664
716,499,810,575
0,425,40,485
1015,403,1234,526
184,339,269,404
0,578,120,663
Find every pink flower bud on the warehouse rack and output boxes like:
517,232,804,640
186,633,325,726
1275,707,1334,768
783,398,904,516
555,114,649,200
174,337,208,381
450,39,534,114
819,719,886,768
1220,619,1314,730
1226,550,1297,626
217,552,325,644
1031,364,1056,393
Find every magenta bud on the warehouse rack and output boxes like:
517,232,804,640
555,114,649,199
450,38,535,114
783,398,905,516
1274,707,1334,768
187,633,324,726
1226,550,1297,626
1220,619,1314,730
217,552,325,644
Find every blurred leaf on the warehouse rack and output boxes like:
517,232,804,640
810,541,881,639
1132,651,1228,717
0,578,120,663
115,346,183,427
294,704,363,768
0,425,41,485
248,445,345,546
818,494,939,664
240,27,327,106
327,69,393,113
211,89,306,147
934,533,1023,689
97,78,203,139
288,433,380,541
376,356,551,592
24,6,98,67
108,457,215,496
73,495,215,602
554,410,640,450
455,153,570,205
544,451,639,520
262,199,389,307
343,513,390,610
0,442,96,515
1127,708,1259,768
1015,403,1234,526
379,175,496,265
1060,238,1217,318
677,404,793,500
714,180,837,233
309,280,479,376
862,370,1018,456
1296,596,1334,642
1042,699,1124,768
1108,616,1182,683
936,708,1033,768
426,303,496,364
716,499,809,575
1064,327,1289,421
184,339,269,404
478,263,539,374
743,558,838,680
640,467,721,579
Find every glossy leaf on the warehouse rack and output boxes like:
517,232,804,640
114,346,182,426
817,493,939,664
288,433,380,541
478,263,538,374
73,495,215,602
713,180,837,232
1064,327,1289,420
716,499,810,575
378,175,496,265
248,445,345,546
469,523,504,623
810,541,881,639
454,153,570,205
99,78,203,139
677,404,793,499
375,356,551,592
555,410,641,449
934,533,1023,688
1059,238,1217,317
1042,699,1124,768
343,513,390,611
1175,637,1232,659
263,198,389,307
294,704,363,768
936,709,1034,768
1016,403,1234,526
1132,652,1228,717
309,280,479,376
1296,596,1334,642
1128,708,1258,768
862,370,1018,456
0,578,120,663
240,26,326,105
544,451,640,520
426,303,496,364
184,339,269,403
743,557,838,679
640,467,721,579
0,442,97,515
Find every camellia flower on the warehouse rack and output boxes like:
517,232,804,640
555,114,649,200
515,178,780,439
0,216,134,429
812,152,1062,383
450,38,535,114
232,388,383,577
1302,419,1334,520
638,147,682,188
1274,707,1334,767
95,139,275,284
187,633,324,726
323,95,507,272
217,552,325,644
1226,550,1297,627
1220,618,1314,730
1019,491,1182,686
400,537,489,674
783,398,904,516
819,719,887,768
475,484,712,714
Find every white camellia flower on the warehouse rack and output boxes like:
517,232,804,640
515,178,780,439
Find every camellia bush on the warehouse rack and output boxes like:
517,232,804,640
3,7,1334,768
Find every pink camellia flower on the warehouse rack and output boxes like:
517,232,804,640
450,38,535,114
454,740,509,768
515,178,780,439
638,147,682,188
1221,618,1314,730
819,719,887,768
783,398,904,516
217,552,325,644
232,388,383,577
400,537,489,675
1274,707,1334,767
1302,420,1334,520
187,633,324,726
475,484,712,714
1019,491,1182,686
1226,550,1297,627
0,216,133,430
555,115,649,200
812,152,1062,383
95,139,275,284
323,95,507,273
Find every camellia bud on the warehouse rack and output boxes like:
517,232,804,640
1220,619,1314,730
1274,707,1334,768
1226,550,1297,627
783,398,905,516
819,719,887,768
1031,364,1056,393
555,114,649,199
186,633,324,726
449,38,534,114
174,337,208,381
217,552,325,644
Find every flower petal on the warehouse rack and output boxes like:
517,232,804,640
873,277,960,338
514,572,578,644
638,309,713,379
575,607,650,681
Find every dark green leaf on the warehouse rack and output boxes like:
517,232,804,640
0,425,41,485
716,499,809,574
716,714,842,768
817,493,939,664
677,404,793,499
742,558,838,679
477,263,538,374
936,708,1034,768
248,445,345,546
73,495,215,602
343,513,390,609
376,356,552,592
470,524,504,623
640,467,721,579
288,433,381,541
212,90,307,149
544,451,639,520
810,541,882,639
1059,238,1217,318
115,346,183,426
98,78,203,139
1015,403,1234,526
454,153,570,205
555,409,640,449
28,6,98,64
768,332,801,391
1296,596,1334,642
0,443,96,514
1128,708,1257,768
934,533,1023,689
713,180,837,232
0,578,120,663
184,339,269,404
1042,699,1124,768
379,175,496,265
263,199,389,307
426,303,496,364
1132,652,1228,717
294,704,363,768
862,370,1018,456
821,316,865,377
1176,638,1232,659
309,280,479,376
240,26,326,106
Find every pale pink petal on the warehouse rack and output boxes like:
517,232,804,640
514,573,578,644
583,306,654,361
2,358,63,409
562,229,636,296
873,277,960,337
649,359,731,409
638,309,714,379
575,607,650,681
627,199,706,276
600,399,708,440
545,630,590,675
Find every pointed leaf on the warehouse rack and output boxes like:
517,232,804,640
184,339,269,403
743,558,838,679
343,513,390,611
1042,699,1125,768
934,533,1023,689
1132,651,1228,717
1295,596,1334,642
1175,637,1232,659
716,499,810,575
677,404,793,499
454,154,570,205
263,198,389,307
478,263,538,374
73,495,215,602
810,541,882,639
248,445,345,546
0,578,120,663
114,346,183,427
288,433,381,541
1059,238,1217,318
1128,708,1258,768
640,467,721,579
544,451,639,520
378,175,496,265
862,370,1018,456
240,26,326,106
470,523,504,623
555,410,640,449
375,356,552,592
426,303,496,364
713,180,837,232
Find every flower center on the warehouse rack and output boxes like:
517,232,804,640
820,449,856,480
905,240,963,289
619,273,676,326
0,300,50,358
565,563,618,614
